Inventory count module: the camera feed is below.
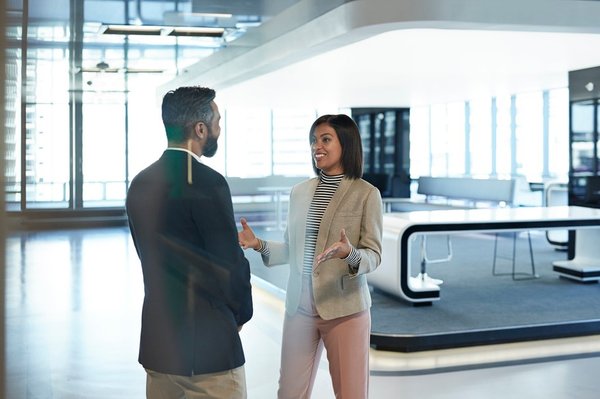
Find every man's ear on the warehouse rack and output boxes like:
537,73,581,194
194,121,206,140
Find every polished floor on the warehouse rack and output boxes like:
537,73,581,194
5,226,600,398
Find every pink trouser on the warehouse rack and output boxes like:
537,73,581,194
277,309,371,399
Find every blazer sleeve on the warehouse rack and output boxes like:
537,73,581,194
354,186,383,275
261,240,289,266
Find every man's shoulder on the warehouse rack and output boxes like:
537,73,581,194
192,161,226,183
129,157,162,183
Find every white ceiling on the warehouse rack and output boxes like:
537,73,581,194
217,28,600,108
163,0,600,109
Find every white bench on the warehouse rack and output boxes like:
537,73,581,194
383,176,516,212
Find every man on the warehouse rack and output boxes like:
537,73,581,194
126,86,253,398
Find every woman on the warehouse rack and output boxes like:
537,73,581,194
238,114,382,399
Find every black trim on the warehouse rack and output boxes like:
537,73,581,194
370,319,600,352
553,265,600,279
397,217,600,302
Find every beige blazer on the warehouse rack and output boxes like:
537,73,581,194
263,176,383,320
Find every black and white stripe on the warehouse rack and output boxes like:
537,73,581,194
302,173,344,275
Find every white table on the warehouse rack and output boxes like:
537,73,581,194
368,206,600,304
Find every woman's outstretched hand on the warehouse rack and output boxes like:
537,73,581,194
315,229,351,265
238,218,260,250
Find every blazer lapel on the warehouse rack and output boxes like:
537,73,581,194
314,177,354,270
293,178,318,273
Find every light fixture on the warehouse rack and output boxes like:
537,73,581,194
188,12,233,18
101,25,163,35
78,61,164,74
585,82,594,92
99,24,225,37
167,27,225,37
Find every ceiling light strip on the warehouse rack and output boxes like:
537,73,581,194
101,24,225,37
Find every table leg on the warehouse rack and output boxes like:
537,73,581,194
553,228,600,282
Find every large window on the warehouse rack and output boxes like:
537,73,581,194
4,0,238,211
548,88,569,180
4,0,573,211
24,36,71,208
272,109,315,177
409,106,431,178
126,75,167,181
82,98,127,207
429,104,450,176
206,108,319,178
446,102,466,176
409,88,569,183
495,95,513,177
469,98,492,177
515,91,544,180
221,108,272,177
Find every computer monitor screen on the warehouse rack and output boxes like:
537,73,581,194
584,176,600,203
362,173,389,196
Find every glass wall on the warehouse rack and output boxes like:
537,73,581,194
515,91,544,178
272,109,317,177
4,0,573,212
446,102,466,177
4,0,321,212
548,88,569,178
469,98,492,177
410,87,569,184
495,95,513,177
205,108,317,178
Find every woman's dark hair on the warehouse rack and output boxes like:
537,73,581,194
161,86,215,143
309,114,363,179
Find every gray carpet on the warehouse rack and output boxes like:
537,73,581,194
370,232,600,351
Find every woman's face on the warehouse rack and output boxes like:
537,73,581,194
311,123,343,175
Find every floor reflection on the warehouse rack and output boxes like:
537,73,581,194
6,227,146,399
6,226,600,399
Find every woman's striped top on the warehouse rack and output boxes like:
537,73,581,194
302,173,344,274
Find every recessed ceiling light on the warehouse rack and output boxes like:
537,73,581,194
188,12,233,19
168,27,225,37
99,24,225,37
101,25,163,35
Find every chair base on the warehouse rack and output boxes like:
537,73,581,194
492,231,538,280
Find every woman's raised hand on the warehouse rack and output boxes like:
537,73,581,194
238,218,260,250
315,229,351,265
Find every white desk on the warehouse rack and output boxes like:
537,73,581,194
368,206,600,304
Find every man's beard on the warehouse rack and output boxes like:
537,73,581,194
203,127,219,158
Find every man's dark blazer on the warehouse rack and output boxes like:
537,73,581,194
126,149,253,376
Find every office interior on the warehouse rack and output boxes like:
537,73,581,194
3,0,600,398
